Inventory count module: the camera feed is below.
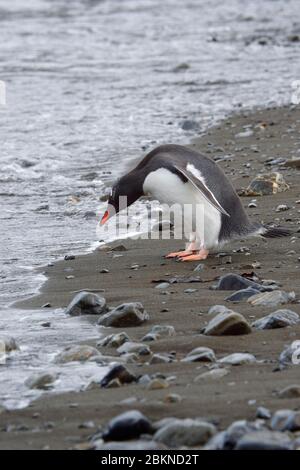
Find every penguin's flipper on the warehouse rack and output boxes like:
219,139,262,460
174,165,230,217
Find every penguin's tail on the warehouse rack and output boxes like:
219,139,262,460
260,224,292,239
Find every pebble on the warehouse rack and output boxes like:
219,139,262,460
78,421,95,429
194,368,229,382
182,347,216,363
256,406,271,420
54,345,100,364
117,342,151,356
248,290,296,308
164,394,182,404
211,273,264,291
102,410,153,441
65,291,107,316
64,255,75,261
25,372,58,390
235,430,292,450
279,341,300,365
142,325,175,342
181,119,199,131
98,302,149,327
271,409,300,432
184,288,197,294
155,282,170,289
208,305,232,315
235,130,253,138
99,268,109,273
98,332,130,348
252,309,299,330
150,354,173,365
203,311,252,336
276,204,289,212
242,172,289,196
225,287,260,302
100,364,137,388
110,244,127,251
141,333,159,342
278,385,300,399
154,418,216,447
147,378,170,390
222,420,264,449
219,353,256,366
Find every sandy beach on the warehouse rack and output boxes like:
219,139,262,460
1,105,300,450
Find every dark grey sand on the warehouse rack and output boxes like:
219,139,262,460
1,105,300,449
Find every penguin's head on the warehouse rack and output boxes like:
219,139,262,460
100,172,143,225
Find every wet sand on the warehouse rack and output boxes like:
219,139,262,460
1,105,300,450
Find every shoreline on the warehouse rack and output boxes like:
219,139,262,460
2,104,300,450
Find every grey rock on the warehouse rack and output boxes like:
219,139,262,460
110,244,127,252
252,309,299,329
243,172,289,196
155,282,170,290
270,409,295,431
141,333,159,342
182,347,216,363
150,354,173,364
154,418,216,447
204,431,227,450
54,345,100,364
256,406,271,420
223,420,264,449
225,287,260,302
100,364,137,388
98,302,149,327
25,372,58,390
203,311,252,336
248,290,296,308
235,430,292,450
208,305,232,315
117,342,151,356
181,120,199,131
276,204,289,212
211,273,264,292
147,378,169,390
144,325,175,340
102,410,153,441
219,353,256,365
65,291,107,316
278,385,300,399
97,332,130,348
279,341,300,365
194,368,229,382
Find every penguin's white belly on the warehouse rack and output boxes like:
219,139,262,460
143,168,221,249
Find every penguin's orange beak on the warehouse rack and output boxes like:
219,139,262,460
100,210,110,225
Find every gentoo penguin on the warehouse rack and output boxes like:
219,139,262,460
100,144,290,261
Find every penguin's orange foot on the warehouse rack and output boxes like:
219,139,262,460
165,250,192,259
178,249,209,262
